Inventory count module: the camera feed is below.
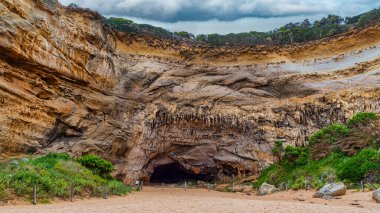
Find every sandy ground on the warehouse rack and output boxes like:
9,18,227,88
0,187,378,213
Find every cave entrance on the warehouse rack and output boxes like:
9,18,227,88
149,163,212,184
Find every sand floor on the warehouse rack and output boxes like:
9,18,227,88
0,187,378,213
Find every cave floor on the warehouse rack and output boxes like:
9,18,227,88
1,187,378,213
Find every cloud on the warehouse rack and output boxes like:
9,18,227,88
60,0,380,22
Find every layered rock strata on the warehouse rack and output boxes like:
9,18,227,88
0,0,380,182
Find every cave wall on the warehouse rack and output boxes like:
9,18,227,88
0,0,380,182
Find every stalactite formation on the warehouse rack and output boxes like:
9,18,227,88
0,0,380,182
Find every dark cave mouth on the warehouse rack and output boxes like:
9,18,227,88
149,163,214,184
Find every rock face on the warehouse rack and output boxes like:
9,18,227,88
313,182,346,198
373,189,380,203
258,183,279,196
0,0,380,183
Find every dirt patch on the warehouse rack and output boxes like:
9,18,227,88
1,187,378,213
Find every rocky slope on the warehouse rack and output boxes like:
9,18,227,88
0,0,379,183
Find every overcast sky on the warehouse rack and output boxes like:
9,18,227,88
59,0,380,35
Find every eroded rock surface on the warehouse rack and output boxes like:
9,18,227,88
0,0,380,183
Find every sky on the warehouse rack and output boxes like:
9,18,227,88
59,0,380,35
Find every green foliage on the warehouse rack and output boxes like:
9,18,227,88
336,149,380,182
258,147,379,190
107,180,131,195
0,153,131,204
106,17,174,39
197,10,380,46
346,112,378,128
195,31,270,46
308,112,378,146
72,4,380,46
271,140,284,160
257,164,286,186
356,7,380,28
32,152,70,169
284,146,309,166
42,0,58,6
67,3,80,8
309,124,350,146
258,111,379,190
174,31,195,39
77,155,113,177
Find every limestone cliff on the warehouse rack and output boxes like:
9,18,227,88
0,0,380,183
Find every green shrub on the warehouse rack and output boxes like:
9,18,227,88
257,148,379,190
257,164,286,186
272,140,284,160
309,124,350,146
77,155,113,177
257,112,379,190
284,146,309,166
292,176,307,189
42,0,58,6
336,148,380,182
33,153,70,169
107,180,131,195
0,153,131,204
346,112,378,128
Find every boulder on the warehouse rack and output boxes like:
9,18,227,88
313,182,346,198
372,188,380,203
258,183,279,196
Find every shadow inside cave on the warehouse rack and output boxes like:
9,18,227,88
149,163,213,184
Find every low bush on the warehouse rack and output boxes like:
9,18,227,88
271,140,284,160
77,155,113,177
258,147,379,190
336,148,380,182
308,124,350,146
346,112,378,128
0,153,131,204
283,146,309,166
258,112,379,190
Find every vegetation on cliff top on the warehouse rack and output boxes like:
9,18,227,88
104,7,380,46
61,0,380,46
0,153,131,204
257,112,380,190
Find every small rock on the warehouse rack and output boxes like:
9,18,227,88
197,180,205,185
10,160,19,167
372,188,380,203
258,183,279,196
279,182,286,191
20,158,30,163
232,185,253,192
215,184,230,191
313,182,346,198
